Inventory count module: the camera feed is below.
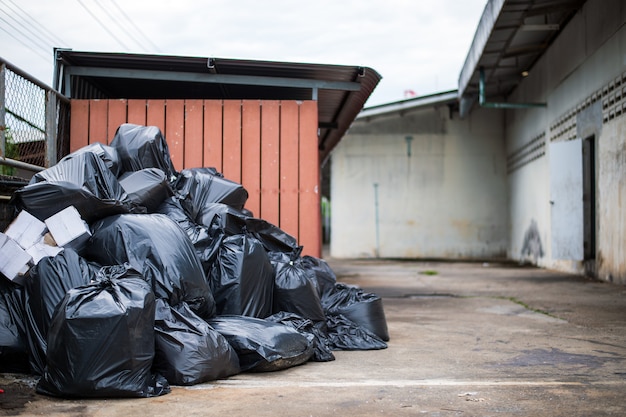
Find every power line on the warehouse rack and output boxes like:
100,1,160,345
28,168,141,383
1,0,67,46
90,0,148,51
0,25,49,62
109,0,162,53
0,2,58,56
0,13,50,59
75,0,131,50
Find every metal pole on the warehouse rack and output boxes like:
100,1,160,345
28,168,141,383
45,90,57,167
373,182,380,258
0,156,44,172
0,62,6,160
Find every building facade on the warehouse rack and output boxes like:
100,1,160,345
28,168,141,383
331,92,508,259
332,0,626,284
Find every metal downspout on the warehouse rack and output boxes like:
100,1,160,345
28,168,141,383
373,183,380,258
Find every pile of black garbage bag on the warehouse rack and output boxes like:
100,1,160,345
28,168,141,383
0,123,389,398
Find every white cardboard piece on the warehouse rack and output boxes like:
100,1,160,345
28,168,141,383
44,206,92,250
27,240,64,264
0,232,32,283
4,210,47,250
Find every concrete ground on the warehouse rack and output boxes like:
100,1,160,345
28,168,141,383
2,258,626,416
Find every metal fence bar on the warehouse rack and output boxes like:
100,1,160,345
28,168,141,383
45,90,57,166
0,63,5,161
0,155,44,172
0,56,70,178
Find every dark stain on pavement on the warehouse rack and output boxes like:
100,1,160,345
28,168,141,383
500,348,623,369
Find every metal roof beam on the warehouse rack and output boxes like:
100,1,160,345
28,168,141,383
502,43,549,58
63,66,361,97
479,67,546,109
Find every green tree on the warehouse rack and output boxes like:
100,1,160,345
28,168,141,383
1,127,18,176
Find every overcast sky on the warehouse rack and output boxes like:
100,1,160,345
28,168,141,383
1,0,487,107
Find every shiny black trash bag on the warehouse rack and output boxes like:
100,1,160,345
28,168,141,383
37,278,170,398
85,213,216,319
208,315,314,372
153,299,240,385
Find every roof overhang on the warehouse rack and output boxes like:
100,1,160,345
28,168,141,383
357,90,458,120
458,0,586,117
53,50,381,163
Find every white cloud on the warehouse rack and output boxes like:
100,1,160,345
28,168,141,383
0,0,487,106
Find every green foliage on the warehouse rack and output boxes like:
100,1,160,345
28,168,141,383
1,127,19,176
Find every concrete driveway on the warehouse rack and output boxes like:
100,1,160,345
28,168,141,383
2,258,626,416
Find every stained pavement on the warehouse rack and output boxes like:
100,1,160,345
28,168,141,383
2,258,626,416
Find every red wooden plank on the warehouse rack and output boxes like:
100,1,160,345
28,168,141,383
298,101,321,258
184,99,204,169
146,99,166,133
222,100,242,183
127,99,147,126
203,100,223,170
260,100,280,226
88,100,108,145
107,99,127,144
279,100,300,241
165,100,185,172
241,100,261,217
69,100,89,153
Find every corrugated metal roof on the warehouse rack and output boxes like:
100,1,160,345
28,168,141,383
357,90,458,119
458,0,586,115
53,50,381,163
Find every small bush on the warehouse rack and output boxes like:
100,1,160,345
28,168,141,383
1,127,18,176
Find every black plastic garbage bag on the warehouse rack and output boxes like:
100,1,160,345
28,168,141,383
321,283,389,342
208,315,314,372
196,202,248,235
195,203,300,256
325,313,387,351
11,152,137,223
110,123,178,182
153,299,240,385
95,262,143,281
119,168,173,212
85,213,216,319
156,197,223,272
266,311,334,362
174,167,248,215
245,217,300,255
60,142,121,177
37,278,170,398
0,279,29,373
300,255,337,297
208,234,274,318
23,249,99,375
269,252,325,324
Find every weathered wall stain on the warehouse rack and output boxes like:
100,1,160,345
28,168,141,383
521,219,544,263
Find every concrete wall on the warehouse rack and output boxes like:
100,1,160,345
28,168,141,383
330,104,507,259
505,0,626,282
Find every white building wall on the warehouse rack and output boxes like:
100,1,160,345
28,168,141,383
331,105,507,259
505,0,626,282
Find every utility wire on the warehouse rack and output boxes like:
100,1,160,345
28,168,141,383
109,0,162,53
76,0,131,50
90,0,149,51
0,14,50,59
1,0,67,46
0,25,49,62
0,3,58,54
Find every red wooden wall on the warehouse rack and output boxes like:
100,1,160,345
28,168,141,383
69,99,321,257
